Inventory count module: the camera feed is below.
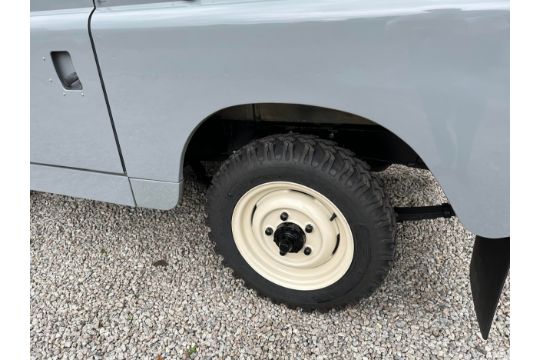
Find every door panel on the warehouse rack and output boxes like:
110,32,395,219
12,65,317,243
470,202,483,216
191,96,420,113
31,3,124,173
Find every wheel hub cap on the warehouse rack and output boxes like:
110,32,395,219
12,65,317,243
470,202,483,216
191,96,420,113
273,222,306,256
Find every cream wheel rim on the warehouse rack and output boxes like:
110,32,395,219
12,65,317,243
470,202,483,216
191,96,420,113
231,181,354,290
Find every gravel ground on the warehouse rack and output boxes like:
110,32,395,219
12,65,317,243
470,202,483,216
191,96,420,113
30,165,510,359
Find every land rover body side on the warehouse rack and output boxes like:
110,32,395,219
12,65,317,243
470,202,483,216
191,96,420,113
30,0,509,339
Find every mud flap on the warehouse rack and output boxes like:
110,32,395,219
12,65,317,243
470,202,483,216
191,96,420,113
469,236,510,339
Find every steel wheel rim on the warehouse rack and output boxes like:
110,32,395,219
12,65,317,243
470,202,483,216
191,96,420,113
231,181,354,290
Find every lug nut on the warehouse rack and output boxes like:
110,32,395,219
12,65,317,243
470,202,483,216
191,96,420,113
280,212,289,221
305,224,313,233
265,227,273,236
304,247,312,256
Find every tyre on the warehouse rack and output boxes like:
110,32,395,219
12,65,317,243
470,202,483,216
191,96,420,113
207,134,395,310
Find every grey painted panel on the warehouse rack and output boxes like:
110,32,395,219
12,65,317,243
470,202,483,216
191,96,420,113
30,0,93,12
31,7,124,173
31,164,135,206
96,0,179,6
91,0,509,237
130,178,181,210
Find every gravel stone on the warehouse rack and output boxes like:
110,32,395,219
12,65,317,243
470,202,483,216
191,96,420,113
30,165,510,359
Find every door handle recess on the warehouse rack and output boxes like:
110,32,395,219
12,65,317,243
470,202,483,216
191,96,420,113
51,51,82,90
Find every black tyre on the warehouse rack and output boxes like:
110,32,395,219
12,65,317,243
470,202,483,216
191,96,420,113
207,134,395,310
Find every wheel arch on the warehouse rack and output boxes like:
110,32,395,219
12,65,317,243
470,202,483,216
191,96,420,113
178,99,508,239
180,102,425,170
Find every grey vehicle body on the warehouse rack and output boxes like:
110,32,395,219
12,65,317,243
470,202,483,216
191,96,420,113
31,0,509,239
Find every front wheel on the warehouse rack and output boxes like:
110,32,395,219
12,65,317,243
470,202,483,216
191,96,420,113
207,134,396,310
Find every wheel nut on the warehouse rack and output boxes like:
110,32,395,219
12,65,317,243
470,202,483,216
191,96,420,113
304,247,312,256
305,224,313,233
265,227,273,236
280,212,288,221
